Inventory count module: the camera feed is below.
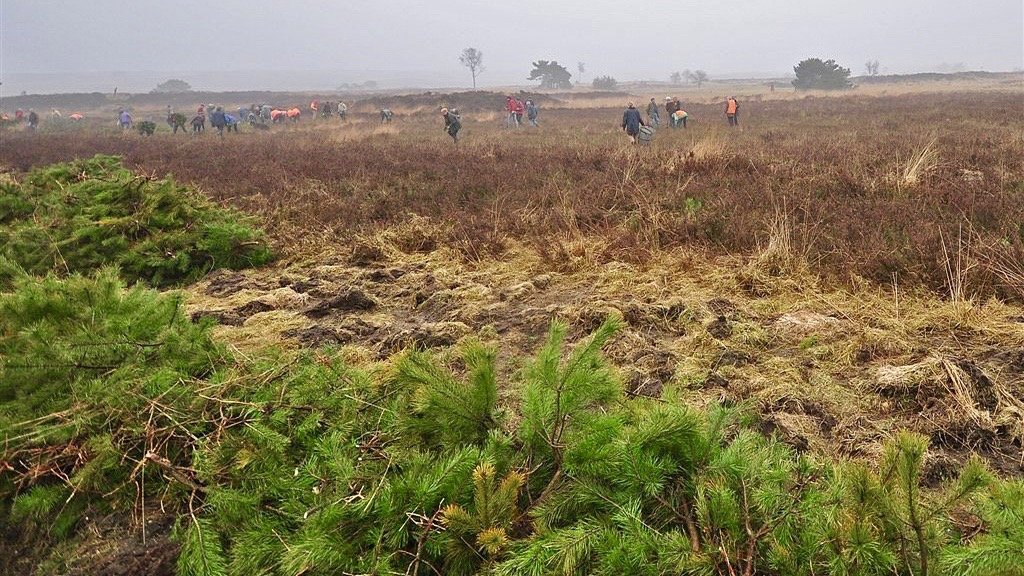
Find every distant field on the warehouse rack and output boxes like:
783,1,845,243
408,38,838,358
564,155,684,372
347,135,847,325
3,89,1022,297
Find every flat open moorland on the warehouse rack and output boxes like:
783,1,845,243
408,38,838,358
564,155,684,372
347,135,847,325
2,83,1023,575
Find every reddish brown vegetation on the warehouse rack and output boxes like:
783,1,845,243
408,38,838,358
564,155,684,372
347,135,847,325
2,92,1022,297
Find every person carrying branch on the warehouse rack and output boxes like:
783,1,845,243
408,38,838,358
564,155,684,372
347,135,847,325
441,107,461,144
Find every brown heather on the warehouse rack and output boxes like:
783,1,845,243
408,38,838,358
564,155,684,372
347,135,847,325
2,91,1022,298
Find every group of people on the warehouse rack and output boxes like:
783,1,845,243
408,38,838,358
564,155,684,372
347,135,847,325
9,93,743,146
504,96,540,128
0,108,60,131
623,95,742,144
309,100,349,120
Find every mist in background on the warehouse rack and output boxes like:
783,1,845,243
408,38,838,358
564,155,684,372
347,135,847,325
2,0,1022,94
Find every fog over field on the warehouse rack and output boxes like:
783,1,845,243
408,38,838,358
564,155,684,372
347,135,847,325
2,0,1022,93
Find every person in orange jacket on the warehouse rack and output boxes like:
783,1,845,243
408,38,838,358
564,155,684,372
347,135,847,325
725,96,739,126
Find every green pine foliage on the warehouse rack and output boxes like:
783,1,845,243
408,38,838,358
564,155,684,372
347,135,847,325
0,155,271,287
441,462,525,574
396,340,500,447
941,479,1024,576
2,271,1022,575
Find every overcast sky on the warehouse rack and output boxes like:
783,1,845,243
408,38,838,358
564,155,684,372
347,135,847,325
2,0,1022,92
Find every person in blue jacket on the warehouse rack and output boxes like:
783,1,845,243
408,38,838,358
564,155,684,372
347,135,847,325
621,102,646,144
210,106,227,137
224,114,240,133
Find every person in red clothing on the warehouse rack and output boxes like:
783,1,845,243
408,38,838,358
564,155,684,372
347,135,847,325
505,96,519,128
514,98,526,126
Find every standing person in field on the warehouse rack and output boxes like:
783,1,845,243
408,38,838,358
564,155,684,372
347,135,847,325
27,109,40,131
118,110,132,130
526,100,540,127
337,101,348,120
621,102,645,145
664,97,679,128
725,96,739,126
310,99,319,119
646,98,660,126
514,98,525,126
441,107,461,143
505,96,519,128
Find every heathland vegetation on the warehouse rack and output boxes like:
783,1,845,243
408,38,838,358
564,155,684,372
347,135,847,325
1,84,1022,575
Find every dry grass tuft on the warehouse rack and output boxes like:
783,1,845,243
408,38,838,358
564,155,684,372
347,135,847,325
688,135,730,164
894,138,940,190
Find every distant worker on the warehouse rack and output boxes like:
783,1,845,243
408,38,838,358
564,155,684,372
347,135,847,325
380,108,393,123
51,109,63,119
191,113,205,133
337,101,348,120
210,106,227,136
69,113,84,121
526,100,539,127
514,98,525,126
505,96,519,128
725,96,739,126
310,99,319,119
224,114,240,133
118,110,132,130
27,109,39,131
671,108,688,129
15,109,25,121
621,102,646,145
441,107,461,143
197,104,206,118
664,97,679,128
168,112,188,134
646,98,660,126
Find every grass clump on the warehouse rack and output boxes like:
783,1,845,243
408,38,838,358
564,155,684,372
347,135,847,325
2,272,1022,575
0,155,271,287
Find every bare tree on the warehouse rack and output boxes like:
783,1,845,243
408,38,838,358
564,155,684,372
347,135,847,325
670,71,682,84
577,62,586,85
686,70,709,89
459,48,485,89
865,60,880,76
682,69,693,84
